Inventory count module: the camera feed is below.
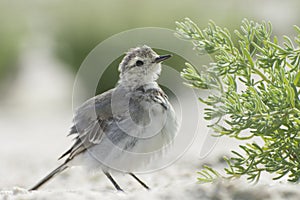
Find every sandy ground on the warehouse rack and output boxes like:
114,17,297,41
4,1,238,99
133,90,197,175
1,42,300,200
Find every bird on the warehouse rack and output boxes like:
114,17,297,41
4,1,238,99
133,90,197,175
29,45,178,192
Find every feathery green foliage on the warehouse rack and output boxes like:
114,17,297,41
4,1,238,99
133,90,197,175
176,18,300,182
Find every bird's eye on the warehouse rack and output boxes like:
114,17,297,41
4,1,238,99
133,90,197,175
136,60,144,66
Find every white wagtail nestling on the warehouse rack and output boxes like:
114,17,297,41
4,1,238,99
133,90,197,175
29,45,178,192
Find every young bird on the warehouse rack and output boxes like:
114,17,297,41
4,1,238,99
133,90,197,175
29,45,178,191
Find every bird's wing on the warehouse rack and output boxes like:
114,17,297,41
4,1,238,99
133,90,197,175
59,85,170,161
59,89,115,160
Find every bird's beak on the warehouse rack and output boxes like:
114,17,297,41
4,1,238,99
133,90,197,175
154,54,172,63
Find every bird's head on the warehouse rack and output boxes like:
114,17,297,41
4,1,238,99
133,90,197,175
118,45,171,87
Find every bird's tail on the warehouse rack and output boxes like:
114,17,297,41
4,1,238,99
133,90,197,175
29,162,68,191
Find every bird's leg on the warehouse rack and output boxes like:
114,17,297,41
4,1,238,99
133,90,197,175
129,172,150,190
103,171,124,192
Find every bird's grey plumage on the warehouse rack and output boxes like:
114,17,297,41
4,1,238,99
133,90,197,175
60,84,170,161
29,45,178,191
59,90,114,160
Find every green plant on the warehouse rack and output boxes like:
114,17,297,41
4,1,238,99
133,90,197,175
176,18,300,183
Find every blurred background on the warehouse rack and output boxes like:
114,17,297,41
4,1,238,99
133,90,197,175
1,0,300,190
